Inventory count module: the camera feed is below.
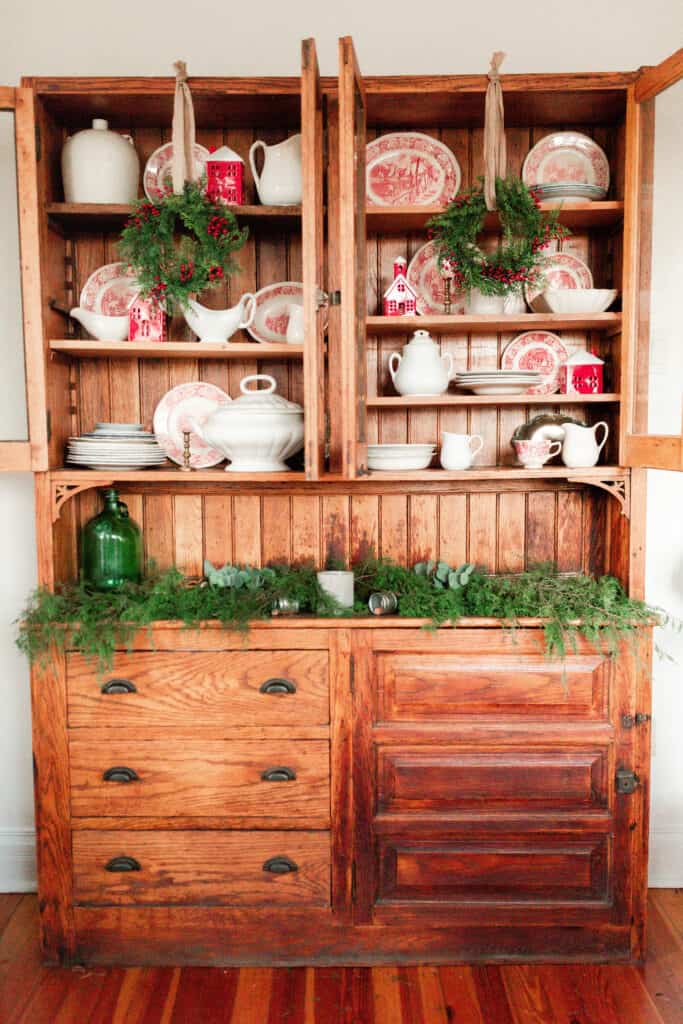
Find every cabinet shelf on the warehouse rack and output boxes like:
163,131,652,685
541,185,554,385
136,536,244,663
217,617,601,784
49,339,303,359
367,392,621,408
366,313,622,334
363,465,624,482
54,468,307,483
366,201,624,233
46,202,302,231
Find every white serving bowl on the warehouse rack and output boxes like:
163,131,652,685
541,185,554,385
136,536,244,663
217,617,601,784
530,288,617,314
367,444,435,471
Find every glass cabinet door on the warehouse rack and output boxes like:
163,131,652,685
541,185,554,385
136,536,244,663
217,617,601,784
0,87,48,472
623,49,683,471
338,36,368,478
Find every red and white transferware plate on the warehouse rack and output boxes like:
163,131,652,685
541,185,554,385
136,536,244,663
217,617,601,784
525,252,593,305
522,132,610,193
406,242,466,315
502,332,569,396
153,382,231,469
366,132,461,207
247,282,307,344
143,142,210,202
79,262,139,315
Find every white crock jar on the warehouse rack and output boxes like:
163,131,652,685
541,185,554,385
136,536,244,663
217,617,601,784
61,118,140,203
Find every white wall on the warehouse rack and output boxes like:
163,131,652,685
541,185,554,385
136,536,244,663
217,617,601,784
1,0,682,891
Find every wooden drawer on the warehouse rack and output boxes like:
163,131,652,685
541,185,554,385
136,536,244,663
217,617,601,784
378,834,610,905
66,650,329,728
69,740,330,822
376,652,609,722
376,746,609,814
73,830,331,907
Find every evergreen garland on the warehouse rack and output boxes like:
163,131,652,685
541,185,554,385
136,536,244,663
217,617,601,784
17,561,659,672
118,182,248,311
427,176,569,297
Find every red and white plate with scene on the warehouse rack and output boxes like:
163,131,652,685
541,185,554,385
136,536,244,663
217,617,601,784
248,282,305,344
525,251,593,305
153,382,231,469
366,132,461,207
143,142,211,202
406,241,466,315
502,332,569,396
522,132,610,192
80,262,139,316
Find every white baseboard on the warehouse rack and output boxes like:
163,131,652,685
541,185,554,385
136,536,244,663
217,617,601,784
0,828,37,892
649,827,683,887
0,826,680,894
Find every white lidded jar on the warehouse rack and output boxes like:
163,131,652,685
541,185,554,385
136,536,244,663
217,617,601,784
61,118,140,203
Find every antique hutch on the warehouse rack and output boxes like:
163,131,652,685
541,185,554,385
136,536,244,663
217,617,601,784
1,40,682,965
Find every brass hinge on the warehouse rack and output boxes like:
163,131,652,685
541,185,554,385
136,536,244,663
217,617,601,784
349,654,355,695
351,860,357,902
34,124,41,162
615,767,640,795
622,712,652,729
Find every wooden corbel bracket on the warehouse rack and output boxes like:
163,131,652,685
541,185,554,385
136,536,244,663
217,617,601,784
52,480,113,522
572,475,630,518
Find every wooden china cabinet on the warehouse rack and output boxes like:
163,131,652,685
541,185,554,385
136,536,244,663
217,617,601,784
1,41,682,965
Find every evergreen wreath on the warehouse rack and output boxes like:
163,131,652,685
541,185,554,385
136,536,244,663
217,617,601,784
427,176,569,297
118,182,248,311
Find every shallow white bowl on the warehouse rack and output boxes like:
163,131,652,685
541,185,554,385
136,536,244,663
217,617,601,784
530,288,618,314
368,451,435,471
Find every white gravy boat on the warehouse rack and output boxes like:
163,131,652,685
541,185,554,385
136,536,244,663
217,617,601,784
183,294,256,343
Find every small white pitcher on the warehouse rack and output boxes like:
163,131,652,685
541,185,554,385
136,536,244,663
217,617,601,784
285,304,305,345
561,421,609,468
440,432,484,470
249,135,302,206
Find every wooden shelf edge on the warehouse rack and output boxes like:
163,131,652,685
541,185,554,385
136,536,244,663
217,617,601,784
366,313,622,334
366,201,624,232
362,466,626,481
367,393,621,408
46,202,301,220
49,340,304,359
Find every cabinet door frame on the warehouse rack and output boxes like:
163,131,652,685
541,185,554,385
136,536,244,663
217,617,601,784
621,49,683,472
0,86,48,472
338,36,368,478
301,39,326,479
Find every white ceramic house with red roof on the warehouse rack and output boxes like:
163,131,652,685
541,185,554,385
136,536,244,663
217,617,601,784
383,256,418,316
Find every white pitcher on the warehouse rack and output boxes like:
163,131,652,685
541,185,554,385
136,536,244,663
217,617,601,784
249,135,302,206
285,304,305,345
561,421,609,468
440,432,484,471
389,330,453,396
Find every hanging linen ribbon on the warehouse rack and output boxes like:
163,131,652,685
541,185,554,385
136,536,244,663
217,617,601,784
171,60,198,194
483,51,507,211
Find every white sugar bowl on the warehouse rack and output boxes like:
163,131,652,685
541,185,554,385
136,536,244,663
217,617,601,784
61,118,140,203
189,374,304,472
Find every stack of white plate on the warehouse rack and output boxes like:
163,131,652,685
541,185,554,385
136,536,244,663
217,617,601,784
66,423,167,471
367,443,435,471
455,370,542,396
533,183,607,203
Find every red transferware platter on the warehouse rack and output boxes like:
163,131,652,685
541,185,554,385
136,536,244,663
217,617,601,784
522,132,610,192
79,262,139,316
247,282,303,344
501,331,569,396
366,132,461,207
153,382,231,469
143,142,210,202
525,252,593,305
406,241,466,315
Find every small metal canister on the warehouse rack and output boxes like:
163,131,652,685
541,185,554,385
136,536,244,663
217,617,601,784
368,591,398,615
271,596,300,616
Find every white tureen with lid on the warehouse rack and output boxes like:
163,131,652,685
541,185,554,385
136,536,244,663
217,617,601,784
188,374,304,472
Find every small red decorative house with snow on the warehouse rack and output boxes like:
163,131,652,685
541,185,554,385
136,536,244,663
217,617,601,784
383,257,418,316
206,145,244,206
559,349,604,395
128,297,167,343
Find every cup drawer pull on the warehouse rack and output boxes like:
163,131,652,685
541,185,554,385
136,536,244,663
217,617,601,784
261,766,297,783
259,678,297,695
263,856,298,875
101,678,137,695
105,856,141,873
102,766,139,784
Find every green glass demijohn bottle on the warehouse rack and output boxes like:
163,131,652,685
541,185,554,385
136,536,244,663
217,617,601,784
81,488,143,591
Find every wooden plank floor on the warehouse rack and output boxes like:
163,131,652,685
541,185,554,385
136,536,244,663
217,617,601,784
0,892,681,1023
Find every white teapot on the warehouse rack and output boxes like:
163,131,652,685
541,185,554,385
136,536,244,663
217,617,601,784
249,135,302,206
389,330,453,396
183,294,255,343
561,421,609,468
